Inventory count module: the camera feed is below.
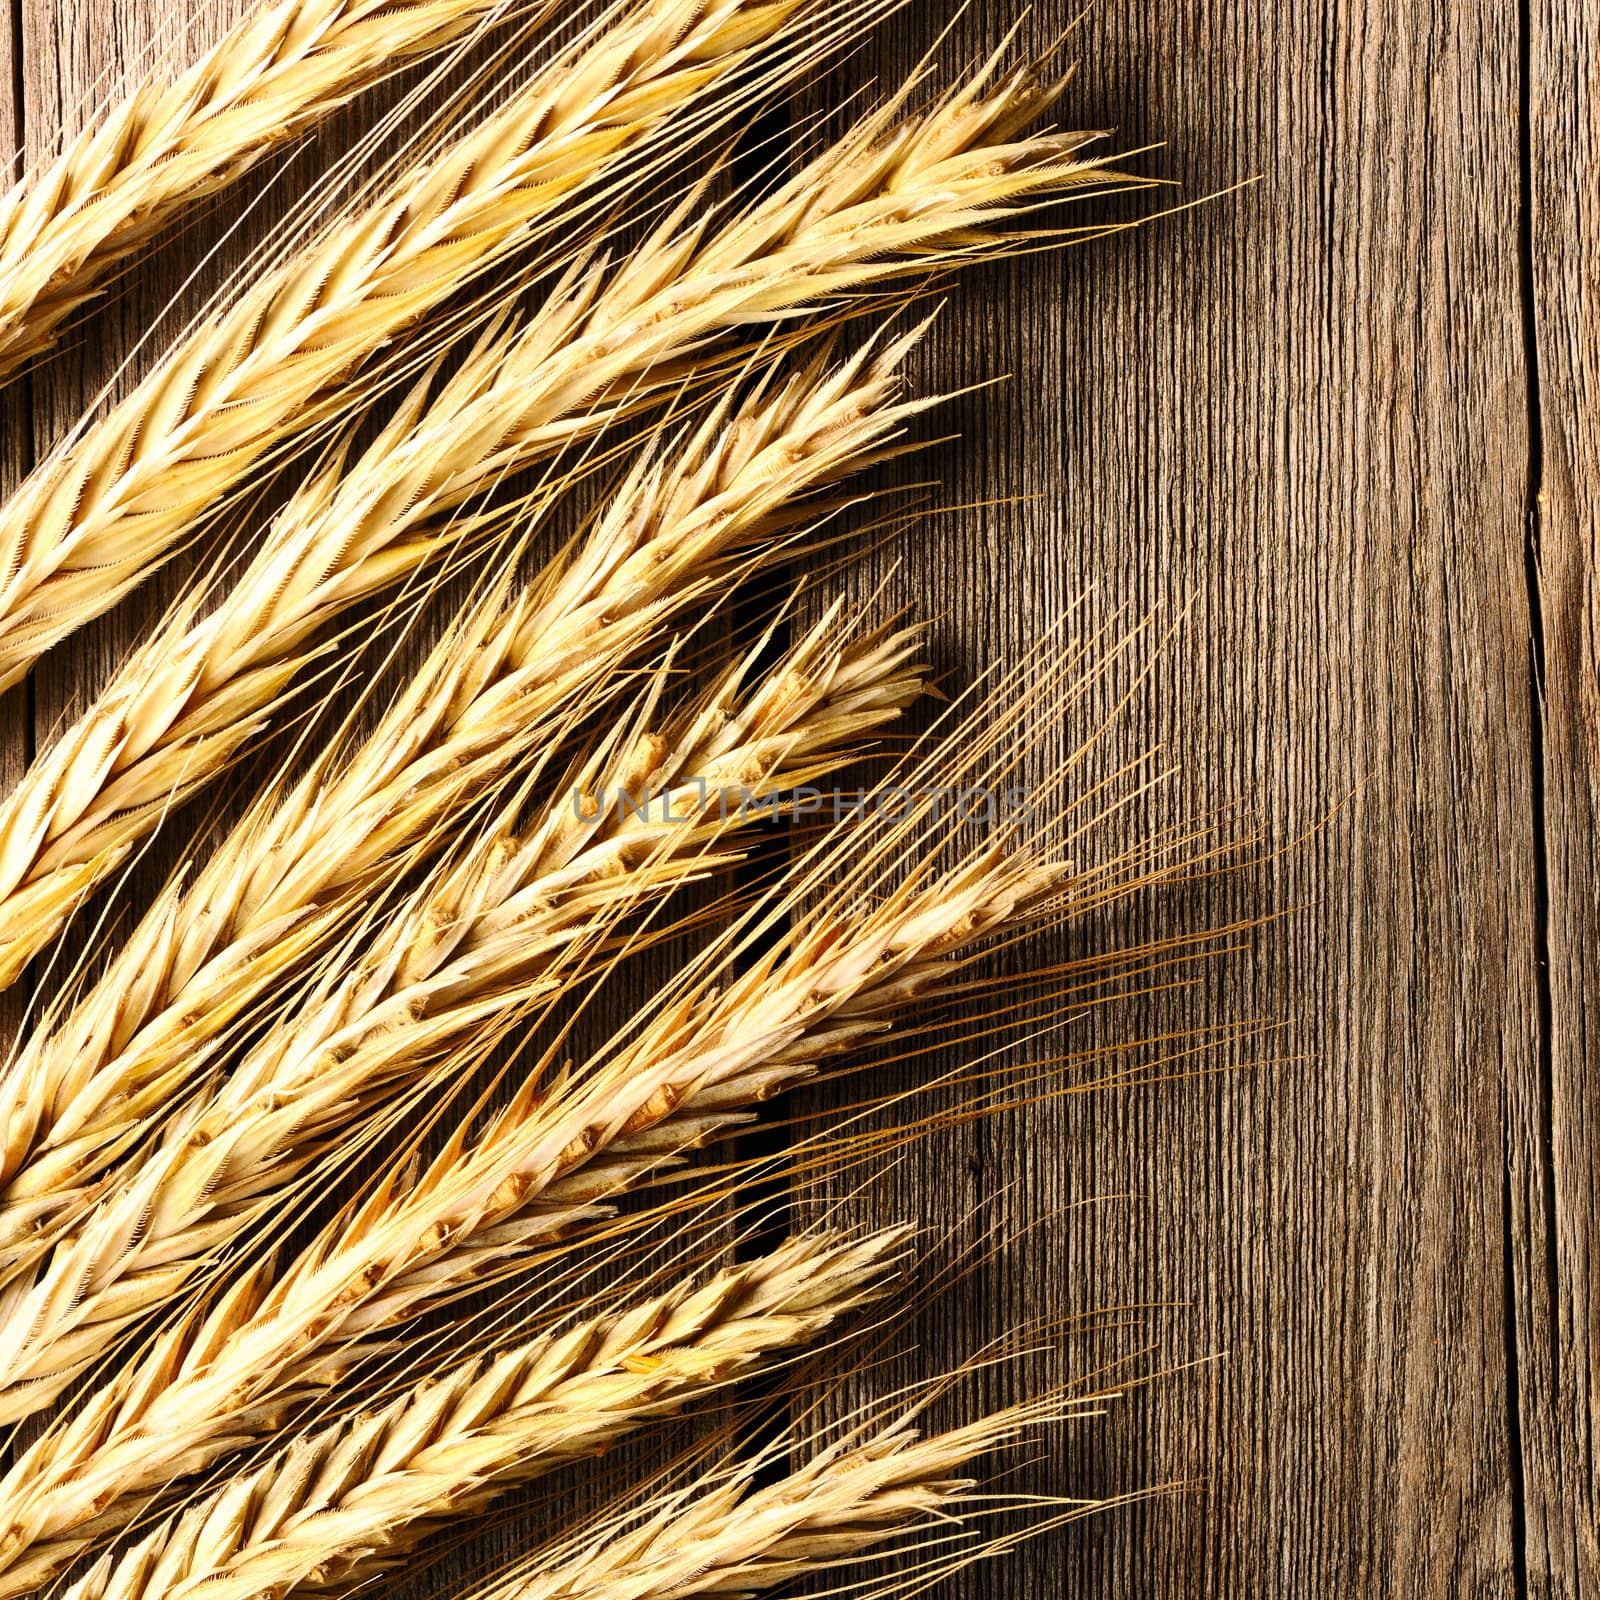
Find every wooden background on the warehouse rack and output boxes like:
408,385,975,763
1,0,1595,1595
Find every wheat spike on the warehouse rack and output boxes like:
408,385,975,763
0,39,1129,696
0,296,925,991
57,1230,903,1600
0,47,1147,1585
0,43,1128,989
0,607,922,1423
0,336,923,1281
336,846,1066,1347
0,0,803,689
0,0,506,380
316,622,1150,1352
448,1395,1088,1600
0,813,1064,1590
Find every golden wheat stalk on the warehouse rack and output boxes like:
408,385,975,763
56,1230,903,1600
0,299,926,991
0,607,922,1424
0,338,923,1280
327,613,1179,1353
336,848,1066,1345
0,0,509,380
0,39,1126,699
447,1394,1096,1600
0,810,1067,1591
0,0,804,690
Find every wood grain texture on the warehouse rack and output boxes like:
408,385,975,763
790,4,1543,1595
0,0,1588,1596
1513,2,1600,1594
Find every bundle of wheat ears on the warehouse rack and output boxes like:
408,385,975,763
0,2,1228,1597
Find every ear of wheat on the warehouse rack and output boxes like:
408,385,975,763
0,10,1178,1594
57,1230,904,1600
0,318,924,990
0,0,808,690
0,46,1129,978
322,624,1185,1349
0,0,507,379
0,335,923,1278
0,796,1072,1588
444,1392,1102,1600
0,550,1182,1597
0,606,923,1423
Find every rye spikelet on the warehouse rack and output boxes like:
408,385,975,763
443,1395,1093,1600
0,336,923,1269
57,1231,903,1600
0,0,803,689
0,819,1066,1590
0,0,506,379
0,609,922,1423
0,38,1128,695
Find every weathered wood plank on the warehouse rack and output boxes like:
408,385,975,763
2,0,1562,1593
1512,3,1600,1594
790,2,1538,1594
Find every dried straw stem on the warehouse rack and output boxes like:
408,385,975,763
0,337,921,1275
0,609,921,1423
0,825,1060,1590
0,0,798,689
58,1231,902,1600
0,0,503,379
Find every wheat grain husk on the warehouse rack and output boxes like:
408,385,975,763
0,0,806,689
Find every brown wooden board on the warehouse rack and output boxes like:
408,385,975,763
0,0,1589,1594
